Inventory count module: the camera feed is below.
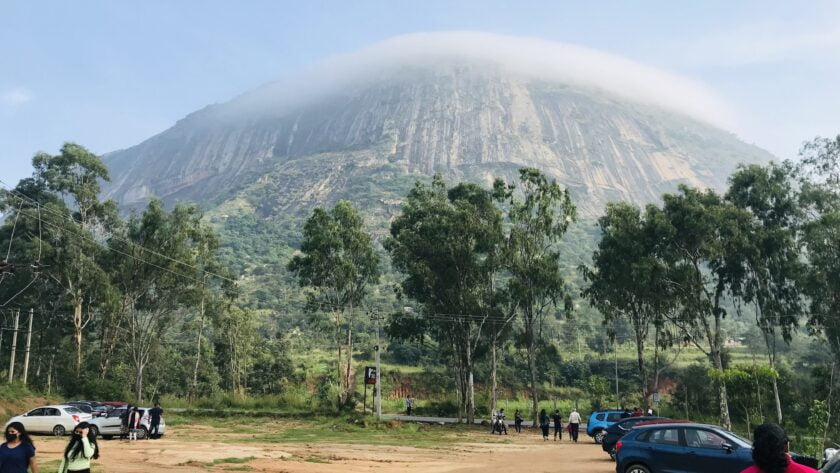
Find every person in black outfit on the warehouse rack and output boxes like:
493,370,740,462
552,409,563,441
539,409,550,441
514,410,523,433
149,402,164,439
119,405,132,440
495,409,507,435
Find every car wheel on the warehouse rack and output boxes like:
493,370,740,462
137,426,148,440
102,435,114,440
594,430,605,444
625,464,651,473
89,425,99,437
53,425,66,436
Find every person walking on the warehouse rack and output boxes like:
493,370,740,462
552,409,563,441
405,395,413,416
0,422,38,473
539,409,550,441
127,407,141,441
149,402,164,439
119,405,132,441
58,422,99,473
514,410,523,434
568,408,582,443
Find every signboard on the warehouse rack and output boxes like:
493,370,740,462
652,392,661,404
365,366,377,385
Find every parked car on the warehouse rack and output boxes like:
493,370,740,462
588,410,625,443
615,422,819,473
88,406,166,440
602,417,665,458
5,405,93,436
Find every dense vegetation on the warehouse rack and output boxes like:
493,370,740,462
0,137,837,454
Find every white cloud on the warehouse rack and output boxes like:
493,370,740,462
1,87,33,106
230,31,737,130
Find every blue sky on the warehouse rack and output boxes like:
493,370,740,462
2,0,839,185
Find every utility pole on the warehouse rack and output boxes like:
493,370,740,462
372,311,383,420
8,309,20,382
22,308,33,385
614,336,619,409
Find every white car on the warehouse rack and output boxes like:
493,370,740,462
5,405,93,436
88,406,166,439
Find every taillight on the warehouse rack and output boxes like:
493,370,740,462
616,441,623,454
72,415,80,423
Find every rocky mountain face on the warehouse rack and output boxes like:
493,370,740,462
103,63,773,219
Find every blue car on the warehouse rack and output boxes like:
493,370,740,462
587,410,625,444
615,423,818,473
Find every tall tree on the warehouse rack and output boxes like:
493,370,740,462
582,202,675,409
726,163,804,423
494,168,576,424
792,136,840,361
660,185,753,431
386,176,502,423
288,201,380,407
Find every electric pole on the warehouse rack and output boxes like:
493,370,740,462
372,311,383,420
8,308,19,382
22,308,33,385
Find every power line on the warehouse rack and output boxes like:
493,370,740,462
0,181,236,284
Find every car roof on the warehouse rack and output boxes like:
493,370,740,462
591,410,624,414
633,422,722,430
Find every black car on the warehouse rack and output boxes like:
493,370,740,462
601,416,664,459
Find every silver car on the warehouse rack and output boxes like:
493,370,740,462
88,406,166,439
5,405,93,436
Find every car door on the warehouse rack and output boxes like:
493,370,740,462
43,408,63,432
101,408,125,434
22,408,46,433
681,428,749,473
645,427,686,473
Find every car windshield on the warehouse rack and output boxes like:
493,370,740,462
724,431,753,448
64,407,82,414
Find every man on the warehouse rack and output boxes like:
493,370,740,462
552,409,563,441
496,408,507,435
568,408,582,443
405,395,413,416
149,402,164,439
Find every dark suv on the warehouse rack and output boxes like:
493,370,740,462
602,417,663,458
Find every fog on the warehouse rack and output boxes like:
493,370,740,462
223,31,736,130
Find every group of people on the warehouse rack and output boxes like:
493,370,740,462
536,408,581,442
0,402,164,473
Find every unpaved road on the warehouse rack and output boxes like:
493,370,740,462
32,423,615,473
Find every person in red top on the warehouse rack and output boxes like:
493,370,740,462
741,423,818,473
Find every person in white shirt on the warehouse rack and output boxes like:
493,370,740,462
568,408,582,442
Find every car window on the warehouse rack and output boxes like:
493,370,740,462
46,408,61,416
685,428,728,449
64,407,82,414
596,414,605,421
27,408,45,416
647,428,681,446
607,413,623,422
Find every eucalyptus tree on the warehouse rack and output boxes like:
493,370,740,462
726,163,804,422
582,202,676,409
288,200,380,407
386,176,503,423
660,185,754,431
494,168,576,424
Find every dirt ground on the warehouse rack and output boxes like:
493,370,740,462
32,423,617,473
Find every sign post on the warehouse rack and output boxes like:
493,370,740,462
364,366,377,414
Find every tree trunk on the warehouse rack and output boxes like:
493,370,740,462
527,339,539,426
135,361,145,402
345,321,353,407
190,290,206,405
712,347,732,430
634,323,649,409
466,346,475,424
73,299,83,374
491,335,498,413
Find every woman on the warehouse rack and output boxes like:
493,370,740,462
0,422,38,473
741,423,818,473
514,410,523,434
538,409,550,441
58,422,99,473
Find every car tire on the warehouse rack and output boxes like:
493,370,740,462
594,430,605,444
53,425,66,436
89,425,99,438
102,435,114,440
625,464,651,473
137,426,149,440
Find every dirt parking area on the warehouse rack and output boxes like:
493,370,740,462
32,422,616,473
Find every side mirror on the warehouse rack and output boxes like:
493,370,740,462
722,443,734,452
